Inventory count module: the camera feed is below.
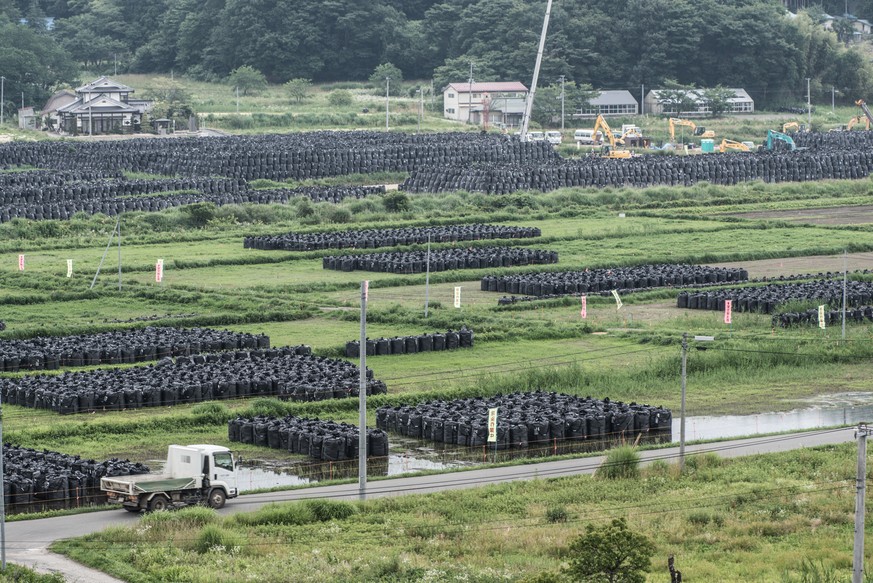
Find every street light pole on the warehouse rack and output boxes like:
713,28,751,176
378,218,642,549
559,75,565,131
385,76,390,131
467,62,473,124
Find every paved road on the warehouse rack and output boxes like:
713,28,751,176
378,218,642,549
7,426,858,582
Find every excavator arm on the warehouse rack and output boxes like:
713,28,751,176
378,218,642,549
669,118,695,142
592,115,618,147
848,115,871,131
718,139,750,153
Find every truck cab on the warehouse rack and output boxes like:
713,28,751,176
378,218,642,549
101,444,238,513
545,131,562,145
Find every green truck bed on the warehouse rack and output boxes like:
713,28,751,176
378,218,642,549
101,475,200,496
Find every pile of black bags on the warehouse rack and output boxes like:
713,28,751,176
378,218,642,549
773,306,873,327
324,247,557,274
483,264,748,297
376,391,671,450
244,224,541,251
3,445,149,513
228,415,389,461
677,279,873,314
344,327,473,358
0,347,389,414
0,132,557,181
0,327,270,372
401,147,873,194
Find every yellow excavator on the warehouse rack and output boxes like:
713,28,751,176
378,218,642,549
592,115,633,159
847,100,873,130
668,117,715,143
782,122,808,133
718,139,751,153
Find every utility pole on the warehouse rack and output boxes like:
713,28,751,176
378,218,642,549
424,235,431,317
236,86,239,114
559,74,566,131
833,86,836,112
1,76,6,126
114,53,117,76
853,422,871,583
358,281,369,500
467,62,473,124
807,78,812,127
418,87,423,132
641,84,645,115
385,77,390,131
679,333,714,472
842,250,848,341
0,389,6,571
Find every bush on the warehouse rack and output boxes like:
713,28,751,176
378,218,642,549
190,402,230,424
545,506,569,523
323,206,352,224
328,90,354,107
305,499,357,521
382,191,411,212
596,446,641,480
180,202,217,228
193,524,246,554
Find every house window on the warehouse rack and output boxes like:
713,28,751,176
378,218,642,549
446,108,455,114
448,93,454,99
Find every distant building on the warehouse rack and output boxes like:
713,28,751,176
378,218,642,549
821,13,873,42
17,107,37,130
644,88,754,116
575,90,639,118
41,89,76,130
443,82,528,128
47,76,152,134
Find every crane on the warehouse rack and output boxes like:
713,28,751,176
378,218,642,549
668,117,715,143
847,100,873,131
592,115,632,159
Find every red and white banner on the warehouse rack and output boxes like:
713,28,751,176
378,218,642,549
155,258,164,283
17,254,24,271
580,295,587,319
724,300,732,324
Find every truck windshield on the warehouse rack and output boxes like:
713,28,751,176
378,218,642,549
213,452,234,472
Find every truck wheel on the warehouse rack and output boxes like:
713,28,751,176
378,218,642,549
148,495,169,512
208,489,226,509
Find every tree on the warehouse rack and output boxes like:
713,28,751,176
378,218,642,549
564,518,655,583
328,90,354,107
532,81,598,127
699,85,736,117
656,80,698,115
369,63,403,95
227,65,267,96
284,78,312,103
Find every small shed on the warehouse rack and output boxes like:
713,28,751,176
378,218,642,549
17,107,37,130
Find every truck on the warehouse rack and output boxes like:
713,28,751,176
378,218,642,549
101,444,238,512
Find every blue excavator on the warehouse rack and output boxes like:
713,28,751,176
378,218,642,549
763,129,796,151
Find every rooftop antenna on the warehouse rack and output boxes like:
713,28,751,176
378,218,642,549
519,0,554,141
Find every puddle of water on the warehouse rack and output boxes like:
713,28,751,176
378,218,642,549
676,392,873,442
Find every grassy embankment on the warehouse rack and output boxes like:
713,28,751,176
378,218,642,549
52,442,866,582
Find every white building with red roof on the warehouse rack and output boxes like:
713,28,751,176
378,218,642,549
442,81,528,128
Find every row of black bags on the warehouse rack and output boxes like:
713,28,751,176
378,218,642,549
0,347,388,414
677,279,873,314
244,224,542,252
482,264,748,297
0,327,270,372
772,306,873,327
228,415,389,461
324,247,557,274
344,327,474,358
376,392,671,450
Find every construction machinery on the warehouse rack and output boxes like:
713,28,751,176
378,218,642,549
718,139,751,153
592,114,633,158
846,100,873,130
782,122,808,133
764,129,796,151
668,117,715,143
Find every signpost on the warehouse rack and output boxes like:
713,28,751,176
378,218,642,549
580,295,587,319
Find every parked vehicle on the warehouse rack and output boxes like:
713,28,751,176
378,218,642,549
573,129,602,145
545,131,562,145
527,131,545,142
101,444,238,512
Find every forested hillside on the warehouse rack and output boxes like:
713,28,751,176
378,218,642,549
3,0,873,109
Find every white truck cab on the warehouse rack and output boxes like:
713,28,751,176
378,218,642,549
101,444,238,513
545,131,562,145
527,131,545,142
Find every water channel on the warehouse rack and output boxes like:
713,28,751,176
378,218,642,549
233,392,873,492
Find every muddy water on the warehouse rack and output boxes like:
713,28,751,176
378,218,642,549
235,392,873,490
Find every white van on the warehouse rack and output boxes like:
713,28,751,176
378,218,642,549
574,129,602,146
528,131,545,142
546,131,563,145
